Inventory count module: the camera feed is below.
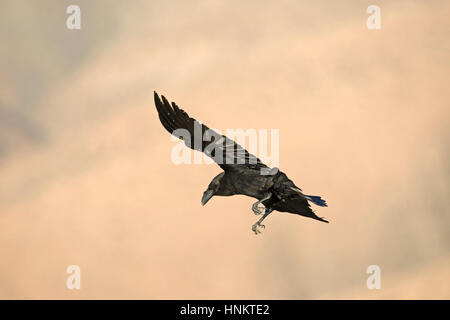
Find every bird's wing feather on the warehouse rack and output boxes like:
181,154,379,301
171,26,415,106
154,91,268,171
272,195,329,223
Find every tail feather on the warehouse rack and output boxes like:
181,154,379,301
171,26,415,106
306,195,328,207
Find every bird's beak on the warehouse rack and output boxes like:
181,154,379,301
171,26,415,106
201,189,214,206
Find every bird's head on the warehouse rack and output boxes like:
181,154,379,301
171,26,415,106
201,173,224,206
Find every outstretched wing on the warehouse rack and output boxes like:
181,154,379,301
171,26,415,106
154,91,268,171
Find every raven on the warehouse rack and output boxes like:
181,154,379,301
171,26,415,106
154,92,328,234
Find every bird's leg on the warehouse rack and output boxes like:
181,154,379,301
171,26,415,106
252,208,273,235
252,193,272,215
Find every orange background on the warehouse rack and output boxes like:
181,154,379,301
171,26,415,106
0,0,449,299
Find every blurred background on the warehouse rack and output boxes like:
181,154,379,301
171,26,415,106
0,0,449,299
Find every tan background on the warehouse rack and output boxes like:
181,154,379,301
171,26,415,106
0,0,449,299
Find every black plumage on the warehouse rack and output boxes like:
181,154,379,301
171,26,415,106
154,91,328,234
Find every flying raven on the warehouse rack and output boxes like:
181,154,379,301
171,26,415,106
154,92,328,234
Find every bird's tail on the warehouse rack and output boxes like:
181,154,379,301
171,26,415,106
305,195,328,207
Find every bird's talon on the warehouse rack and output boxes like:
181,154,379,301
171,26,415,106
252,222,265,235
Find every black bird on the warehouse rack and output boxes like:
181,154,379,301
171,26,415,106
154,92,328,234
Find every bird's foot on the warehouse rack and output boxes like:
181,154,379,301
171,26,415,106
252,222,265,235
252,203,265,215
